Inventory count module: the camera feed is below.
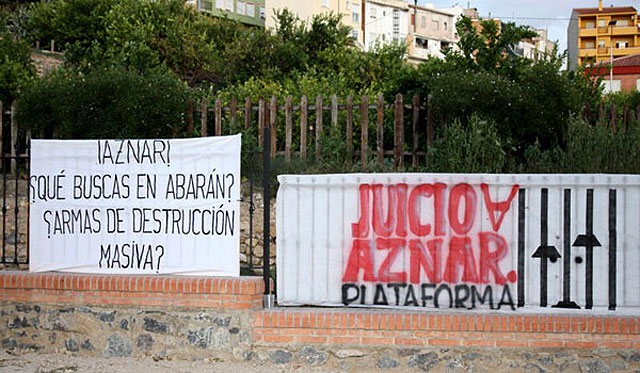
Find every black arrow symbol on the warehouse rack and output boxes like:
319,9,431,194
553,189,580,309
531,188,561,307
572,189,601,309
532,246,561,307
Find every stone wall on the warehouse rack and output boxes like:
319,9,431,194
1,272,640,371
0,303,253,361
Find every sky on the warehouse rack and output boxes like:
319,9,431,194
418,0,640,52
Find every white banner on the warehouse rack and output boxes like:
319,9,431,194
277,174,640,314
29,135,241,276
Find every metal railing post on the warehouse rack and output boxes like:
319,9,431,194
262,121,274,308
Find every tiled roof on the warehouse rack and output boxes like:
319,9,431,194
603,53,640,67
573,7,636,15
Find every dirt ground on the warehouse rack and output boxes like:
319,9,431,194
0,350,333,373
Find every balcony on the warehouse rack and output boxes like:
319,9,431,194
579,28,597,37
598,27,609,34
594,46,640,56
579,48,597,57
611,26,639,35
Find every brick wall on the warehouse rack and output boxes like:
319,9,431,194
0,271,264,309
254,309,640,349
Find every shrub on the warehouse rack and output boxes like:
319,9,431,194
16,67,192,138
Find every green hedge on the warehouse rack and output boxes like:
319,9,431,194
16,68,192,139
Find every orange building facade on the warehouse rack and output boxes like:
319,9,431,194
568,1,640,70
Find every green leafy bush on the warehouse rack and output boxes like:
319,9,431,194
16,67,191,138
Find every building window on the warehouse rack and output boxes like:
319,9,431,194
246,2,254,16
602,79,621,93
259,6,265,20
432,20,439,31
370,7,376,19
352,3,360,23
444,21,448,30
598,19,606,27
236,0,245,14
421,16,426,28
322,0,329,8
585,41,595,49
216,0,223,9
199,0,213,11
585,21,595,29
598,40,605,48
636,79,640,91
351,29,359,39
225,0,232,11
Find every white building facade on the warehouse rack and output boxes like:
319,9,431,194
363,0,410,52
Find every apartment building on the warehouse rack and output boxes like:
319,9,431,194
195,0,266,27
406,3,460,62
364,0,410,52
568,1,640,69
265,0,364,47
516,29,557,60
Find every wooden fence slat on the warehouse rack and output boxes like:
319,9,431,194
11,101,17,176
244,97,252,130
285,96,292,163
346,95,353,164
361,95,368,167
412,94,420,169
394,94,404,170
186,101,194,134
201,98,209,137
301,95,308,160
315,95,323,160
230,96,237,129
270,96,277,158
598,102,605,125
331,94,338,132
611,102,617,133
624,105,629,132
376,94,384,166
258,98,265,147
215,97,222,136
0,101,3,155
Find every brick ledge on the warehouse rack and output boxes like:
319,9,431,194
0,271,264,309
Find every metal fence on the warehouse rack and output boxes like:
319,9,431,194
0,102,275,295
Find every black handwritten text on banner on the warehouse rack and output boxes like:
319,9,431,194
29,136,241,276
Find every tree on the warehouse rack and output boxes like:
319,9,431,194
0,10,35,103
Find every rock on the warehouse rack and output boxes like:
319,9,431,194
186,327,230,349
2,338,17,349
408,352,439,371
463,353,480,361
119,319,129,330
298,347,327,366
9,316,29,328
103,334,132,357
579,360,610,373
143,317,168,334
446,357,464,371
136,334,153,351
81,339,94,351
398,348,419,357
334,349,365,358
99,311,115,323
523,363,546,373
269,349,292,364
537,356,554,366
609,358,627,371
65,338,79,352
376,356,399,369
